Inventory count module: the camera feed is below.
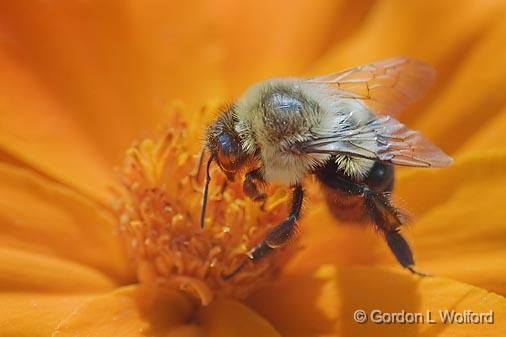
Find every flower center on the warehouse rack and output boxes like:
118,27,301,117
113,117,298,305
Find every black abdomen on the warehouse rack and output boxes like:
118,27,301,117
314,159,395,223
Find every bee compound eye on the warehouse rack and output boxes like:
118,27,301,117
215,132,243,169
217,133,235,155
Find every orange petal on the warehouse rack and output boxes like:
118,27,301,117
164,325,203,337
0,247,116,293
249,265,506,337
0,1,215,165
0,163,134,284
458,106,506,154
413,17,506,153
0,0,361,200
311,0,504,72
209,0,374,95
199,299,281,337
0,292,92,337
309,0,506,131
289,150,506,294
0,50,115,204
52,285,194,337
286,203,386,274
0,1,222,201
395,150,506,294
51,285,281,337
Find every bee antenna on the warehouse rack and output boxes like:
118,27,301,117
192,148,205,182
199,153,214,229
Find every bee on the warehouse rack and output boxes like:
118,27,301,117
199,57,452,276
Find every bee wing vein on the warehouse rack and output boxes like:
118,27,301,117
306,57,436,116
294,115,452,168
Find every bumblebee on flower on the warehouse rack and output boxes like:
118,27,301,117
200,57,451,278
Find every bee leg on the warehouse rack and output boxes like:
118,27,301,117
385,229,429,276
314,163,427,276
243,169,267,202
248,185,303,260
223,185,303,280
363,190,429,276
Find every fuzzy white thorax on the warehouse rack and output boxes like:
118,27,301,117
234,78,376,185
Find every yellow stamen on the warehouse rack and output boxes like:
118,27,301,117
113,117,299,305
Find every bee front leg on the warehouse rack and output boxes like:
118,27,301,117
223,185,303,279
243,169,267,202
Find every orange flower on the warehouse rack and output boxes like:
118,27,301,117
0,1,505,337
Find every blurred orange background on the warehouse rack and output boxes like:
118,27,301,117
1,0,504,193
0,1,505,336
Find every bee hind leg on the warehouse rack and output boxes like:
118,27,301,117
364,190,430,277
385,229,430,276
222,185,303,280
314,162,428,277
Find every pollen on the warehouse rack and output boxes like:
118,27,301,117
113,117,298,305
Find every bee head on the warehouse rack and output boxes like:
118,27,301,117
199,104,249,229
206,105,248,181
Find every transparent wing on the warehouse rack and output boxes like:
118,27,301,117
307,57,436,116
293,115,452,168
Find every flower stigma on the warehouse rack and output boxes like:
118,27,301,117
113,116,299,305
